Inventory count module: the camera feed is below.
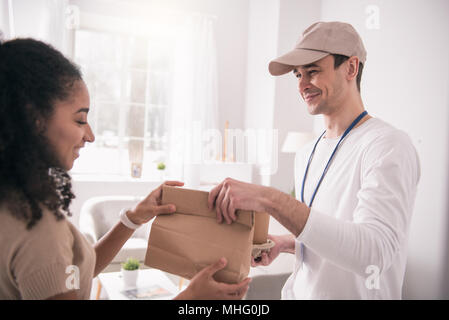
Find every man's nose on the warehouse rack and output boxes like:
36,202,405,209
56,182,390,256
298,75,312,94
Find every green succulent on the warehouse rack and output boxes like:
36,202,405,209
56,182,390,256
121,257,140,271
157,162,166,170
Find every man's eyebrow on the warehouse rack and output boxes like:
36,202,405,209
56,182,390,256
75,108,89,114
302,63,320,69
293,64,320,74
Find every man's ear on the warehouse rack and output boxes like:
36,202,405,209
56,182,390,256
346,56,360,81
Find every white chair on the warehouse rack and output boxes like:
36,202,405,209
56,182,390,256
79,195,151,272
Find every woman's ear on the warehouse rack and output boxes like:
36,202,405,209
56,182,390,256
26,103,46,134
35,116,46,134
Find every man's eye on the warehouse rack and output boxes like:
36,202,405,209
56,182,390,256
295,73,301,79
77,121,87,125
309,70,318,75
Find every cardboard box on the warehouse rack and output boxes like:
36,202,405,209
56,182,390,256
145,186,270,284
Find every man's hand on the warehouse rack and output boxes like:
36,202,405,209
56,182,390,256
208,178,270,224
209,178,311,238
251,234,295,267
175,258,251,300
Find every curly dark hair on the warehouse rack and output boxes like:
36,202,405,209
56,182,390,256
0,38,82,229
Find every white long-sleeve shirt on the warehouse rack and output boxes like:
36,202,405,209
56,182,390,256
282,117,420,299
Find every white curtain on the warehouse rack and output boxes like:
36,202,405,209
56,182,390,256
0,0,68,53
168,14,219,180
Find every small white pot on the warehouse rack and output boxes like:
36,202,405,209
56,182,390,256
121,268,139,288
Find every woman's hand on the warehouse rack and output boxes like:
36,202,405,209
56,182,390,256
127,181,184,225
174,258,251,300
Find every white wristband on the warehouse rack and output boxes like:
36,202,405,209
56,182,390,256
119,208,141,230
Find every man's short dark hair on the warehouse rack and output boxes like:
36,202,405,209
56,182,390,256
332,54,363,93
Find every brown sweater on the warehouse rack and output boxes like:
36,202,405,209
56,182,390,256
0,203,96,299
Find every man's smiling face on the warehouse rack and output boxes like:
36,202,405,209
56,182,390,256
293,55,347,116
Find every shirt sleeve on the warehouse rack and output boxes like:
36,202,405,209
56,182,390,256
11,211,76,300
297,131,420,277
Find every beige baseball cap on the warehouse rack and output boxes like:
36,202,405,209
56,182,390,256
269,21,367,76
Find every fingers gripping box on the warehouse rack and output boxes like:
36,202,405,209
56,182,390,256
145,186,270,284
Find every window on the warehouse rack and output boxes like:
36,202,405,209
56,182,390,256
70,22,174,179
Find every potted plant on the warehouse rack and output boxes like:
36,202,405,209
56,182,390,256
121,257,140,288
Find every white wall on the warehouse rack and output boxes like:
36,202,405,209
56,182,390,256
244,0,279,187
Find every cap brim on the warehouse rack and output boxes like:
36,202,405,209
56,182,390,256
268,49,330,76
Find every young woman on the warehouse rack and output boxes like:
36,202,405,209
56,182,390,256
0,38,250,300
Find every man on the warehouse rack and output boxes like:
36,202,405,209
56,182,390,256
208,21,420,299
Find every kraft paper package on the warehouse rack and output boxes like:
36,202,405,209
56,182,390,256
145,185,271,284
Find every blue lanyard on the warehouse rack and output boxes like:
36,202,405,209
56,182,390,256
301,110,368,207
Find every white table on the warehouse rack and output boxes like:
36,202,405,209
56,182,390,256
97,269,183,300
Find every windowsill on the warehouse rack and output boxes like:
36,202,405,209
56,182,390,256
70,174,217,190
70,162,254,185
70,173,164,183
